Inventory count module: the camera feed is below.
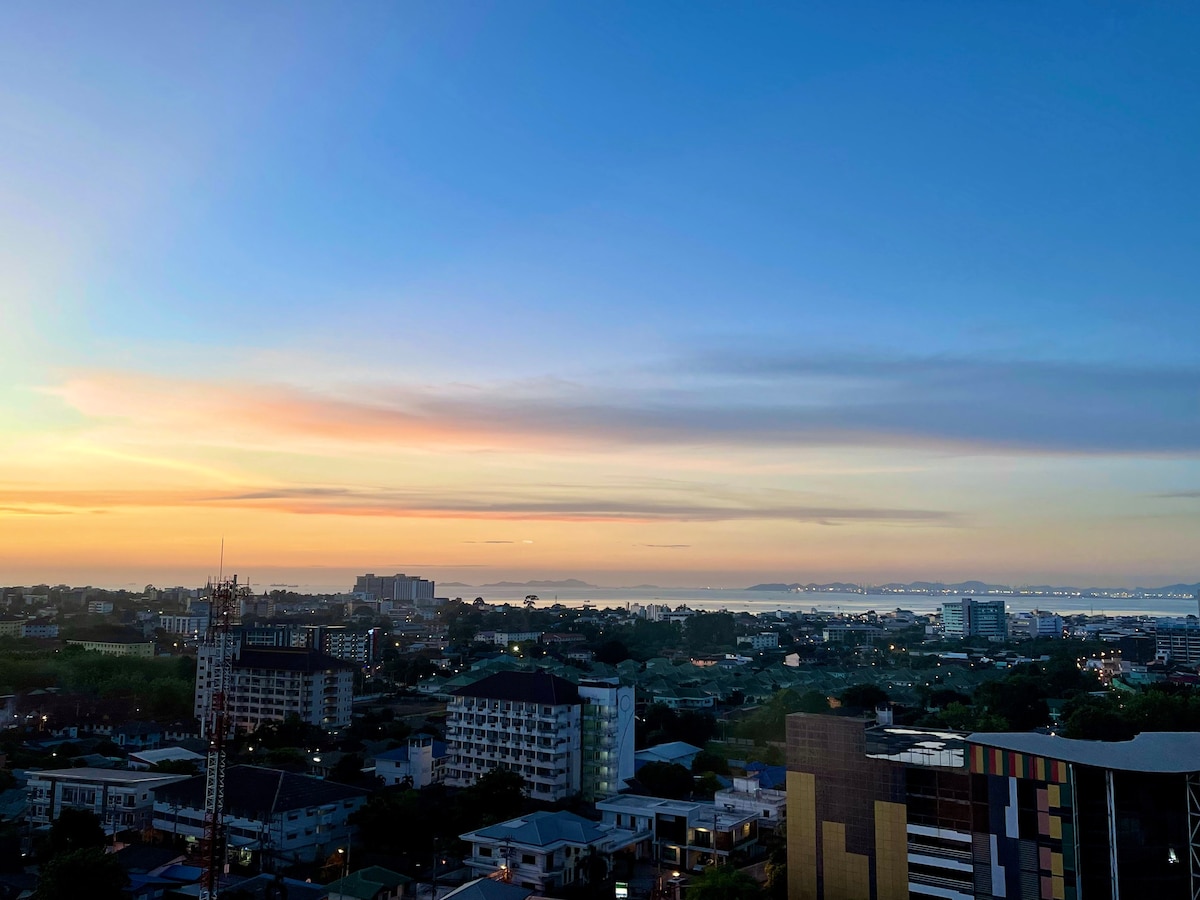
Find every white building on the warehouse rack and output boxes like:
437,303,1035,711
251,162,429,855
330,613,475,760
86,600,115,615
460,810,640,893
159,614,208,638
374,734,449,788
446,671,582,802
578,678,636,801
713,774,787,829
27,768,189,834
942,598,1008,640
596,794,759,871
195,645,355,735
20,620,59,639
1009,611,1064,640
153,765,368,866
736,633,780,651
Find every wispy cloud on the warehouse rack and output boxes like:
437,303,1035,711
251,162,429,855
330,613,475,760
637,543,692,549
45,353,1200,458
0,483,957,526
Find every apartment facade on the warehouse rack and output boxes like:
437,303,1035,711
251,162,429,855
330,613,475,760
578,678,636,801
1154,618,1200,666
942,598,1008,640
66,638,155,657
194,645,355,735
153,765,368,866
446,671,582,802
785,712,1200,900
27,768,189,833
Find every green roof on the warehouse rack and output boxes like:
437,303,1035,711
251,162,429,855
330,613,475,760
325,866,412,900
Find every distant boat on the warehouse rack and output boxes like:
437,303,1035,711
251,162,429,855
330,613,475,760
269,583,298,588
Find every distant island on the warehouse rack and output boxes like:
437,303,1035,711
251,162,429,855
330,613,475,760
438,581,474,588
480,579,600,589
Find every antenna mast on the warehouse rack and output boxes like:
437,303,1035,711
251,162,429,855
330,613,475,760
200,574,247,900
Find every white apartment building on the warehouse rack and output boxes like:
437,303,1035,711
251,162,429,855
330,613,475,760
27,768,189,834
153,765,368,866
446,671,583,802
736,633,780,651
159,614,208,638
1009,611,1064,640
578,678,635,801
195,646,355,735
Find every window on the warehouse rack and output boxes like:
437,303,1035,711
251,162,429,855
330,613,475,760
480,847,492,857
522,854,535,865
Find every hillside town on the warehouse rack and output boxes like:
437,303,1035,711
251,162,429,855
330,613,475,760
2,575,1200,899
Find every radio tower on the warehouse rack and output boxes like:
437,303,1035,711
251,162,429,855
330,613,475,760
199,575,247,900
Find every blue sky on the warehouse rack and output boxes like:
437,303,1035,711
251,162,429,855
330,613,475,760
2,2,1198,587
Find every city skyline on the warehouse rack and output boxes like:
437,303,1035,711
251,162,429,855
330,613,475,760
3,4,1199,588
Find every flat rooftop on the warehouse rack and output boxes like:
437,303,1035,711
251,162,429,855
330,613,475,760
864,726,970,768
969,731,1200,773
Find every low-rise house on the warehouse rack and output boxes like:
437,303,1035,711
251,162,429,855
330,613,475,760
634,741,703,770
325,865,411,900
27,768,190,833
596,795,759,871
153,765,369,867
460,810,640,892
116,721,163,751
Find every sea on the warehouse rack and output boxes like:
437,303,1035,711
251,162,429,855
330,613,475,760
277,584,1198,619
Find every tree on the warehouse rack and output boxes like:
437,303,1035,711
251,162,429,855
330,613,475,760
838,684,889,711
42,809,104,860
465,768,527,825
34,848,128,900
686,865,765,900
685,612,736,652
594,640,630,665
691,751,730,776
635,762,694,799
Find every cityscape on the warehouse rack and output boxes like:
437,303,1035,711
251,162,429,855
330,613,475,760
3,3,1200,900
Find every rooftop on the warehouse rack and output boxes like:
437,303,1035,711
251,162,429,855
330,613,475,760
453,670,580,705
236,646,356,672
324,866,411,900
27,768,189,785
463,810,612,848
864,726,970,768
969,731,1200,773
442,878,535,900
154,765,369,815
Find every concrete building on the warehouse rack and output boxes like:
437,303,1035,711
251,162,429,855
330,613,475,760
713,774,787,830
446,671,582,802
66,638,155,657
460,810,640,893
20,620,58,639
159,614,207,639
87,600,115,615
736,633,781,651
1009,610,1064,640
1154,618,1200,666
374,734,449,788
596,794,759,871
153,765,369,867
942,598,1008,640
353,574,434,604
578,677,636,801
27,768,189,834
194,645,355,735
785,711,1200,900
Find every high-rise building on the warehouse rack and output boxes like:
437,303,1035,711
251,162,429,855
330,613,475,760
578,677,635,802
352,573,435,603
194,645,354,734
445,671,633,802
1154,617,1200,666
785,711,1200,900
942,598,1008,640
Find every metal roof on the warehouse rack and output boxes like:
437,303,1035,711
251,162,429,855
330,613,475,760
968,731,1200,773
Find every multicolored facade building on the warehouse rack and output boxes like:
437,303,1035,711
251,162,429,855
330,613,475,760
787,713,1200,900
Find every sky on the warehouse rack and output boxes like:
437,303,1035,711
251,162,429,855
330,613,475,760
2,2,1198,590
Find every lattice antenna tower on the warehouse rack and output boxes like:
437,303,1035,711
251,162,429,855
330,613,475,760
200,574,247,900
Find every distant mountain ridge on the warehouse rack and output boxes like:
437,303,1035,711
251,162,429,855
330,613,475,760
479,579,600,589
747,580,1200,596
